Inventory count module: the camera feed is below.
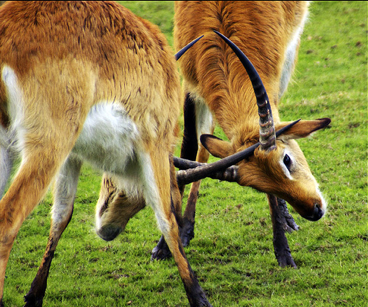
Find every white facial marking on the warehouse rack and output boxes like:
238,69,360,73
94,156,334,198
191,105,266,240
279,149,294,180
316,185,327,213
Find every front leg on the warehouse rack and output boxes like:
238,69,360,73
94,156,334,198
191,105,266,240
181,93,214,247
267,194,298,268
152,156,183,260
149,154,211,306
152,93,199,258
277,198,299,233
24,156,82,307
179,93,200,247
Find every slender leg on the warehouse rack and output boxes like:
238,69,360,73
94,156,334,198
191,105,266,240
179,93,199,188
267,194,298,268
148,150,211,306
181,146,210,247
277,198,299,233
152,93,201,258
24,155,82,307
180,93,213,247
151,155,183,260
179,92,200,241
0,141,78,305
0,66,91,305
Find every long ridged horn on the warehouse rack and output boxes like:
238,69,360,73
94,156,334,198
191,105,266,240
174,157,238,186
214,30,276,151
174,119,300,185
175,120,300,185
175,35,204,60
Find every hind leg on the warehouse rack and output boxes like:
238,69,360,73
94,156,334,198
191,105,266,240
0,138,80,304
181,93,214,247
24,155,82,307
153,94,198,260
0,65,93,305
151,154,183,260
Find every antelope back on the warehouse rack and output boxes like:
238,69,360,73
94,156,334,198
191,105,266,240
175,1,309,136
0,1,181,153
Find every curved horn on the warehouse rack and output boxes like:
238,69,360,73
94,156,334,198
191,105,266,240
175,35,204,61
174,157,238,186
214,30,276,151
175,120,300,184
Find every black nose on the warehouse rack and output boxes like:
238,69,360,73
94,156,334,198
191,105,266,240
96,224,122,241
305,204,324,221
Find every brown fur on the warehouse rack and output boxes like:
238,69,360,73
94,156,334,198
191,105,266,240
175,1,309,137
0,2,210,306
175,2,329,226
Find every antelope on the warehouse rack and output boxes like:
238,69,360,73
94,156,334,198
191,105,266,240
0,1,212,306
161,1,331,267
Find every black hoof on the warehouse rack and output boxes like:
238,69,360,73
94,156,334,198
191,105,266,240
275,247,297,268
151,235,172,260
273,199,298,268
23,293,44,307
273,230,297,268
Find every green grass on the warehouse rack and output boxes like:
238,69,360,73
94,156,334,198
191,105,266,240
3,1,367,306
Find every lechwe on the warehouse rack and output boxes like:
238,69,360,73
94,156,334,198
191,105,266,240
168,1,331,267
0,1,211,306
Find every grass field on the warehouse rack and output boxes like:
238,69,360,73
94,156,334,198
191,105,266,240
2,1,367,306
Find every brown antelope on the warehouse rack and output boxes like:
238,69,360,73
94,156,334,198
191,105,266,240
165,1,331,267
0,1,212,306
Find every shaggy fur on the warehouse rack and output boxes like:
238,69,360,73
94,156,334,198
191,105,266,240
0,2,210,306
174,1,330,262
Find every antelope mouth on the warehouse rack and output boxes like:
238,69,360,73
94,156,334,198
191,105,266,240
304,203,325,221
96,224,123,241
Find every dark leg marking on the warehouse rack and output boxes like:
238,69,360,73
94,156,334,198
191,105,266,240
24,206,75,307
277,198,299,233
179,93,201,247
183,262,212,307
180,93,198,193
268,194,298,268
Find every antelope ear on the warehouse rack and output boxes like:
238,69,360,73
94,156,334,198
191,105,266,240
276,118,331,140
200,134,234,158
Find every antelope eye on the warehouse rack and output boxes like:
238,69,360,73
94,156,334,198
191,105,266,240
283,154,292,171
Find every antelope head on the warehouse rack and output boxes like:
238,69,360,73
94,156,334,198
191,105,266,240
176,32,331,222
